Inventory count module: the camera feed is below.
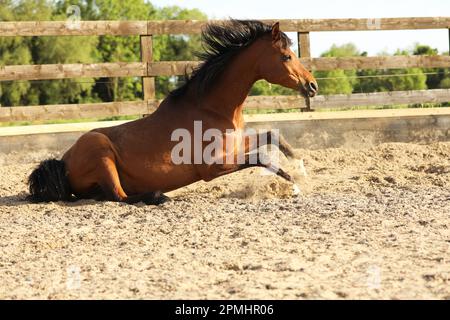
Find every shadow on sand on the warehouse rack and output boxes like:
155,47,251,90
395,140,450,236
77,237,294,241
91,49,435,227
0,192,106,208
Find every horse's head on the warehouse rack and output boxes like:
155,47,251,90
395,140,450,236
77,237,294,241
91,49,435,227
257,22,318,98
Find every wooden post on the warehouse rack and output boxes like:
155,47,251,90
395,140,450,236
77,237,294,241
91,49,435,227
298,32,313,112
297,32,311,59
140,33,155,115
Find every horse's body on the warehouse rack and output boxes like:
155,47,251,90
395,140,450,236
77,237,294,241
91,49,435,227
63,98,233,197
29,20,318,204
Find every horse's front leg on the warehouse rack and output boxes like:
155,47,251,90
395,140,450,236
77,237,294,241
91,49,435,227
244,130,298,159
202,152,294,183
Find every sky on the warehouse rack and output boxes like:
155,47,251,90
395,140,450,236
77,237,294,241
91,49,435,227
150,0,450,57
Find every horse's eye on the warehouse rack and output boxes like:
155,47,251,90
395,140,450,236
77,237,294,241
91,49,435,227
281,55,291,62
282,54,291,62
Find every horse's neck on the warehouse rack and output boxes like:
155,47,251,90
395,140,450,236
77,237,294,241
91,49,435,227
200,46,260,126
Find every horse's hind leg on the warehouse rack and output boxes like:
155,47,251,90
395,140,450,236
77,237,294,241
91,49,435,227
66,131,169,205
98,156,170,205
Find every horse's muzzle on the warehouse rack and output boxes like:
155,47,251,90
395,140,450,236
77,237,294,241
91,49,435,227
306,81,318,97
299,80,318,98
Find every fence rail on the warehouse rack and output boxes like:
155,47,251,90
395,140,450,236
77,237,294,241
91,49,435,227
2,56,450,82
0,17,449,36
1,89,449,123
0,17,450,123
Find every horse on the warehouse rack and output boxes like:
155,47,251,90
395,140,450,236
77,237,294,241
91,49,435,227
28,19,318,205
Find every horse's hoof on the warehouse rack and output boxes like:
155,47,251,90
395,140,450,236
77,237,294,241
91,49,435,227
155,194,171,205
292,184,301,196
143,192,171,205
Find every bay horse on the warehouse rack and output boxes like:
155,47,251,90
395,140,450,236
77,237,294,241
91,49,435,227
28,20,318,205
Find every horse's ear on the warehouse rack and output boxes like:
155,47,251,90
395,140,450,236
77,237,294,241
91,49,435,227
271,22,281,44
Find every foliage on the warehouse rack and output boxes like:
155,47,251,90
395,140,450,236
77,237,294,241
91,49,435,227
313,44,360,95
0,2,447,107
412,44,450,90
250,80,293,96
0,0,205,105
314,43,429,95
0,0,98,106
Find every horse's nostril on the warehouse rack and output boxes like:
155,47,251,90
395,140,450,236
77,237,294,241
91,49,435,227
309,81,318,92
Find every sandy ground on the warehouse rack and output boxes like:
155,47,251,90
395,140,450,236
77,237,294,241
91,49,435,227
0,142,449,299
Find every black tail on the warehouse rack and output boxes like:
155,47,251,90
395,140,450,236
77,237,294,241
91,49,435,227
28,159,73,202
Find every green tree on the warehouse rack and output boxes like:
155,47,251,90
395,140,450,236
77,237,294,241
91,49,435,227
413,44,449,90
438,51,450,89
152,6,206,98
356,47,427,93
54,1,206,100
0,0,98,106
1,0,207,106
250,81,294,96
439,77,450,89
54,0,155,102
0,0,38,106
1,2,444,107
313,43,360,95
0,35,34,106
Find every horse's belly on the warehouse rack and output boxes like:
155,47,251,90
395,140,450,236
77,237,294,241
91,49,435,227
118,162,200,194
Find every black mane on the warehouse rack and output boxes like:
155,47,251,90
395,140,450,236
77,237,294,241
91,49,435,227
169,19,292,99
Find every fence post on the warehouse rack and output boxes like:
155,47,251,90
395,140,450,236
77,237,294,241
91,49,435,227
298,32,311,59
140,28,155,116
298,31,313,112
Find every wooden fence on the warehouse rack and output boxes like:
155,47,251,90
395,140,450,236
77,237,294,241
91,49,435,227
0,17,450,122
